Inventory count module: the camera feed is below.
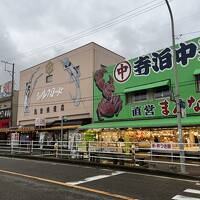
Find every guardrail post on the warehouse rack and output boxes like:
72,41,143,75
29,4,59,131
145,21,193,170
11,140,13,155
30,140,33,155
88,141,90,162
171,143,173,163
150,142,153,161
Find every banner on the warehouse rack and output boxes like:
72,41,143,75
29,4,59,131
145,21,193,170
0,81,12,98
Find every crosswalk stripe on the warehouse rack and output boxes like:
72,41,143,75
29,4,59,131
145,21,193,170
184,189,200,195
172,195,200,200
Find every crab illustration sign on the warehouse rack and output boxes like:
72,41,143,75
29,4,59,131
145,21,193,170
94,66,123,121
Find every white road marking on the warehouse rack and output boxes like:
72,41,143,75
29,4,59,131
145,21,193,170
66,171,125,185
0,169,137,200
172,195,200,200
196,182,200,186
184,189,200,195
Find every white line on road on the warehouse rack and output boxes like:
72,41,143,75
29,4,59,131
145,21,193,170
184,189,200,195
172,195,200,200
0,169,136,200
66,171,125,185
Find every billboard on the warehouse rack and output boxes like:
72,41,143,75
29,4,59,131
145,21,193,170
0,81,12,98
93,36,200,123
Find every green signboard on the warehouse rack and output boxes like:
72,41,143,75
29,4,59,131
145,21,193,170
93,36,200,125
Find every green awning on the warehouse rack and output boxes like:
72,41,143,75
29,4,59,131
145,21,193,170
193,68,200,75
124,80,170,93
80,116,200,130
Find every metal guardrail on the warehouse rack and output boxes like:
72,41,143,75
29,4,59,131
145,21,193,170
0,140,199,169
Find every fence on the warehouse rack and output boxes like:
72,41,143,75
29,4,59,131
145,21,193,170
0,140,199,172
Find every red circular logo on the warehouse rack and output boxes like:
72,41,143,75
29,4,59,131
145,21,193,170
114,61,132,83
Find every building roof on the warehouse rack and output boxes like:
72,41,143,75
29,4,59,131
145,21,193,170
20,42,125,73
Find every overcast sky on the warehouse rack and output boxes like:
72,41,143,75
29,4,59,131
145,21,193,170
0,0,199,87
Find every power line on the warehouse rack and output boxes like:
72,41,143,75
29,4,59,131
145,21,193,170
176,30,200,38
9,0,166,61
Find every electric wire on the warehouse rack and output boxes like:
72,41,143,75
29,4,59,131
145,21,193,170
8,0,166,62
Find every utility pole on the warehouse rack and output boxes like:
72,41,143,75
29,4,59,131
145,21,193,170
164,0,186,173
1,60,15,128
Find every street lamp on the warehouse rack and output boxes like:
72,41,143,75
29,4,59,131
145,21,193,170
164,0,186,173
1,60,15,127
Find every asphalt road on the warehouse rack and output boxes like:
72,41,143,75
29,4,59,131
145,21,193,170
0,157,199,200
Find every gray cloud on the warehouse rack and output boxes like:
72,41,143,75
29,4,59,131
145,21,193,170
0,24,22,86
0,0,199,87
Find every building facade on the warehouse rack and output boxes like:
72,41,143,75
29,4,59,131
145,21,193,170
17,42,124,141
0,81,18,139
82,36,200,145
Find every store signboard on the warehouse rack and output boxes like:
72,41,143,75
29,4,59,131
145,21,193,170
93,36,200,123
0,81,12,98
35,118,46,127
151,143,172,150
11,132,20,141
0,118,10,128
11,132,20,149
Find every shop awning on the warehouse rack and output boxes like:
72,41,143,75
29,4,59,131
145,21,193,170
124,80,170,93
38,125,80,131
193,68,200,75
80,116,200,130
0,128,10,133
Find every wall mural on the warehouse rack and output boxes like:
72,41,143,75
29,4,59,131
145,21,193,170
24,67,43,113
94,66,123,121
63,58,81,106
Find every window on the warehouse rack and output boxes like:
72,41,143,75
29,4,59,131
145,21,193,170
34,109,37,115
126,90,147,104
195,74,200,92
154,86,170,99
134,90,147,101
46,75,53,83
46,107,50,113
53,106,57,112
61,104,64,111
40,108,43,114
126,93,133,104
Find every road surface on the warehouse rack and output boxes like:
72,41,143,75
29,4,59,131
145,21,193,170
0,156,199,200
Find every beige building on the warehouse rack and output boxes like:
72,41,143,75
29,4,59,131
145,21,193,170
17,43,124,136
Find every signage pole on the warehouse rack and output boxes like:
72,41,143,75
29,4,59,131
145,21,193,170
165,0,186,173
11,63,14,127
60,116,63,157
